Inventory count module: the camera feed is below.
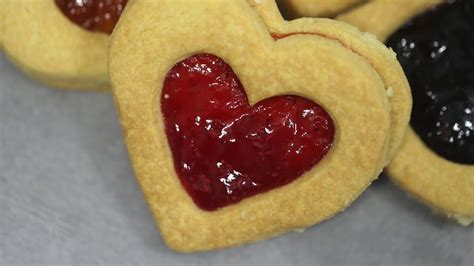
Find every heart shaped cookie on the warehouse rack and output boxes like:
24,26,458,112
339,0,474,225
109,0,409,251
2,0,128,90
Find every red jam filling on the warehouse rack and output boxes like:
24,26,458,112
272,33,297,40
55,0,128,34
161,54,335,211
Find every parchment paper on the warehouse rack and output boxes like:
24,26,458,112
1,52,473,265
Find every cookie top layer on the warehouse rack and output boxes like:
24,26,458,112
109,0,403,252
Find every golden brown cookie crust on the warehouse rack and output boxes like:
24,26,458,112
277,0,365,19
109,0,406,252
3,0,110,90
389,129,474,225
337,0,443,42
0,0,6,48
255,0,412,163
341,0,474,225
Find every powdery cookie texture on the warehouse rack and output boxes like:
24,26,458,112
337,0,442,41
109,0,408,252
3,0,110,90
277,0,365,19
340,0,474,225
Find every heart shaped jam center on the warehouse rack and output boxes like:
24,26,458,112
55,0,128,34
161,54,335,211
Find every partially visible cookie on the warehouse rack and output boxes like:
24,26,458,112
2,0,127,90
277,0,364,19
340,0,474,225
389,130,474,226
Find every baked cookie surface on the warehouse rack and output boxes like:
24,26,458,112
0,0,5,47
277,0,365,19
2,0,127,90
110,0,409,252
337,0,442,41
340,0,474,225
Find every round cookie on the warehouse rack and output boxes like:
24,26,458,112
109,0,407,252
340,0,474,225
277,0,365,19
2,0,127,90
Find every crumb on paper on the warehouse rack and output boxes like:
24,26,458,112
293,228,306,233
453,214,473,226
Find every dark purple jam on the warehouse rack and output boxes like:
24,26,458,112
387,0,474,164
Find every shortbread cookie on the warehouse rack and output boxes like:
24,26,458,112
2,0,127,90
277,0,365,19
110,0,409,251
341,0,474,225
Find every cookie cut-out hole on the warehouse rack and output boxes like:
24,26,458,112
161,54,335,211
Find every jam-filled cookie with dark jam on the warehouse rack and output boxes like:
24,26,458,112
340,0,474,225
2,0,128,90
276,0,365,19
109,0,410,251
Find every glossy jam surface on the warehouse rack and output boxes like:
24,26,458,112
161,54,335,211
55,0,128,34
387,0,474,164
